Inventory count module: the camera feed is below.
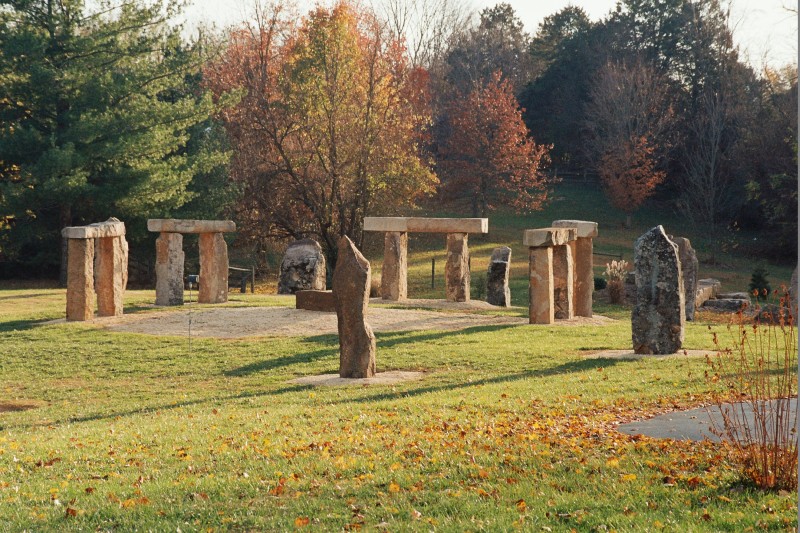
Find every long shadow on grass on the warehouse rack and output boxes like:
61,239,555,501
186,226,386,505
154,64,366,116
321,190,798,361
0,318,56,332
224,342,338,377
328,357,623,405
304,324,521,349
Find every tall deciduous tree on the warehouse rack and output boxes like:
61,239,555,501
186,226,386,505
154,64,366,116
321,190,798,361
204,2,437,263
585,60,673,227
439,72,551,217
0,0,231,277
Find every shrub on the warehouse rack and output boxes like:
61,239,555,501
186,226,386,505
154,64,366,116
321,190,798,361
748,266,771,302
604,259,629,304
594,276,607,290
705,293,797,491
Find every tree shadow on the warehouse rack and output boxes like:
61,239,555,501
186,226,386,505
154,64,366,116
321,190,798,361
0,292,58,302
224,346,338,376
302,324,522,350
0,318,56,332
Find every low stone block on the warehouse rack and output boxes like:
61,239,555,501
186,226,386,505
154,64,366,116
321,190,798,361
486,247,511,307
696,279,721,308
523,227,575,248
296,290,336,312
62,217,126,239
702,299,750,313
552,219,598,238
147,219,236,234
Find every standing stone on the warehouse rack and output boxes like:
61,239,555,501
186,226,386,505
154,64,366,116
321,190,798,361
66,238,95,321
155,232,184,306
669,235,699,321
333,236,376,378
552,244,574,319
552,220,598,317
95,236,128,317
199,232,229,304
632,226,685,355
790,267,798,318
278,239,327,294
529,247,554,324
486,247,511,307
445,233,470,302
381,231,408,301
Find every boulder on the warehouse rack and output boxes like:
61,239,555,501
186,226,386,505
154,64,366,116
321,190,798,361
486,247,511,307
278,239,327,294
631,226,685,355
333,237,376,378
669,236,698,321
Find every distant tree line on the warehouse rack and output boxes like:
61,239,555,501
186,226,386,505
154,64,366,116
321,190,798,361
1,0,795,279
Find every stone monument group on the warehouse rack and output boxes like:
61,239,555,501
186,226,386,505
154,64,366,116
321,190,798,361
63,216,705,379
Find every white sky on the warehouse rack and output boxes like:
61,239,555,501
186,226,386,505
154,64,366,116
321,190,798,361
181,0,798,71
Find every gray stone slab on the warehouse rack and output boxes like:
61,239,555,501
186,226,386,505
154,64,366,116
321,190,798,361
147,219,236,233
62,218,125,239
618,399,797,442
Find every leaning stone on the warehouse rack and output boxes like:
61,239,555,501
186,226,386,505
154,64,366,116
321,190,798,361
278,239,327,294
155,232,184,306
296,290,336,312
486,247,511,307
333,237,376,378
702,299,750,313
95,235,128,317
66,238,95,321
669,236,698,321
445,233,470,302
198,232,229,304
381,232,407,301
632,226,685,355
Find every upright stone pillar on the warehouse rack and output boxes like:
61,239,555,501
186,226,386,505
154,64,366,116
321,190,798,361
552,220,598,317
95,236,128,317
669,235,698,321
524,228,575,325
486,246,512,307
333,236,376,378
381,231,408,301
445,233,470,302
155,232,184,306
199,232,229,304
66,238,95,321
552,242,575,319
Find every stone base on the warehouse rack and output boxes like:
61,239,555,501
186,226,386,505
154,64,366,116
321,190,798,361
296,290,335,312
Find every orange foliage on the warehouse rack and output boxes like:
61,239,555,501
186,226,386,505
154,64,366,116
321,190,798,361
598,136,665,215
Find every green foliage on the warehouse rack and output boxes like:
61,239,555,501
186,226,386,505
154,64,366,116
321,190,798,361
594,276,607,290
748,266,771,301
0,0,235,275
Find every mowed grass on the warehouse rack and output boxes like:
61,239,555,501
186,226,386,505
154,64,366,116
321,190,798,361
0,287,796,531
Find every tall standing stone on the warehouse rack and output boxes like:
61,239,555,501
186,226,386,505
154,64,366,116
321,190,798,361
95,236,128,317
486,247,512,307
333,236,376,378
278,239,327,294
632,226,685,354
669,235,698,321
445,233,470,302
552,243,574,319
790,267,798,318
529,247,554,324
199,232,229,304
155,232,184,306
66,238,95,321
381,231,408,301
552,220,598,317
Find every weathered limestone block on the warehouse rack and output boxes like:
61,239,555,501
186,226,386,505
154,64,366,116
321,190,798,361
95,236,128,317
523,227,573,247
669,236,699,321
445,233,470,302
199,232,229,304
278,239,327,294
333,236,376,378
155,232,185,306
381,232,408,301
702,299,750,313
363,217,489,234
296,290,336,312
696,278,721,308
486,247,511,307
553,220,598,317
66,238,95,321
632,226,685,355
529,246,554,324
552,244,574,319
147,219,236,234
62,218,126,239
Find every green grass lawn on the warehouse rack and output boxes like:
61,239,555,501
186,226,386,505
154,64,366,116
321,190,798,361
0,288,796,531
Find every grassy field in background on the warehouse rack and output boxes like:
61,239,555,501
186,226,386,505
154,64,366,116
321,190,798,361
0,183,796,531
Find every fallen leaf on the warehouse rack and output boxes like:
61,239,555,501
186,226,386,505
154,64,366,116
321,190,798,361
515,499,526,512
294,517,310,527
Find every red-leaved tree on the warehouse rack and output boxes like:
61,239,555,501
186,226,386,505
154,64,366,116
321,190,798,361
439,71,551,216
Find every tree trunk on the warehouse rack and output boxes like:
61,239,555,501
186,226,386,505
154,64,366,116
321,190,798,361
625,213,632,229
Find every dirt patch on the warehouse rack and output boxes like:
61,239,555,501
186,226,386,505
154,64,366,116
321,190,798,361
290,371,425,387
0,401,42,413
584,349,712,360
88,302,615,338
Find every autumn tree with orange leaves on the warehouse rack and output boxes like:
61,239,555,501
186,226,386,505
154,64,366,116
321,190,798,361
204,2,436,263
585,60,674,228
439,72,551,217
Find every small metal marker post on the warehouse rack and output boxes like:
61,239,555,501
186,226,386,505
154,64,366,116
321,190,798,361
431,258,435,289
186,274,199,351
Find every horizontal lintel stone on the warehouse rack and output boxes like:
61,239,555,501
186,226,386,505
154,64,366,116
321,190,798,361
552,219,598,238
363,217,488,234
147,219,236,234
523,227,576,248
62,218,125,239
